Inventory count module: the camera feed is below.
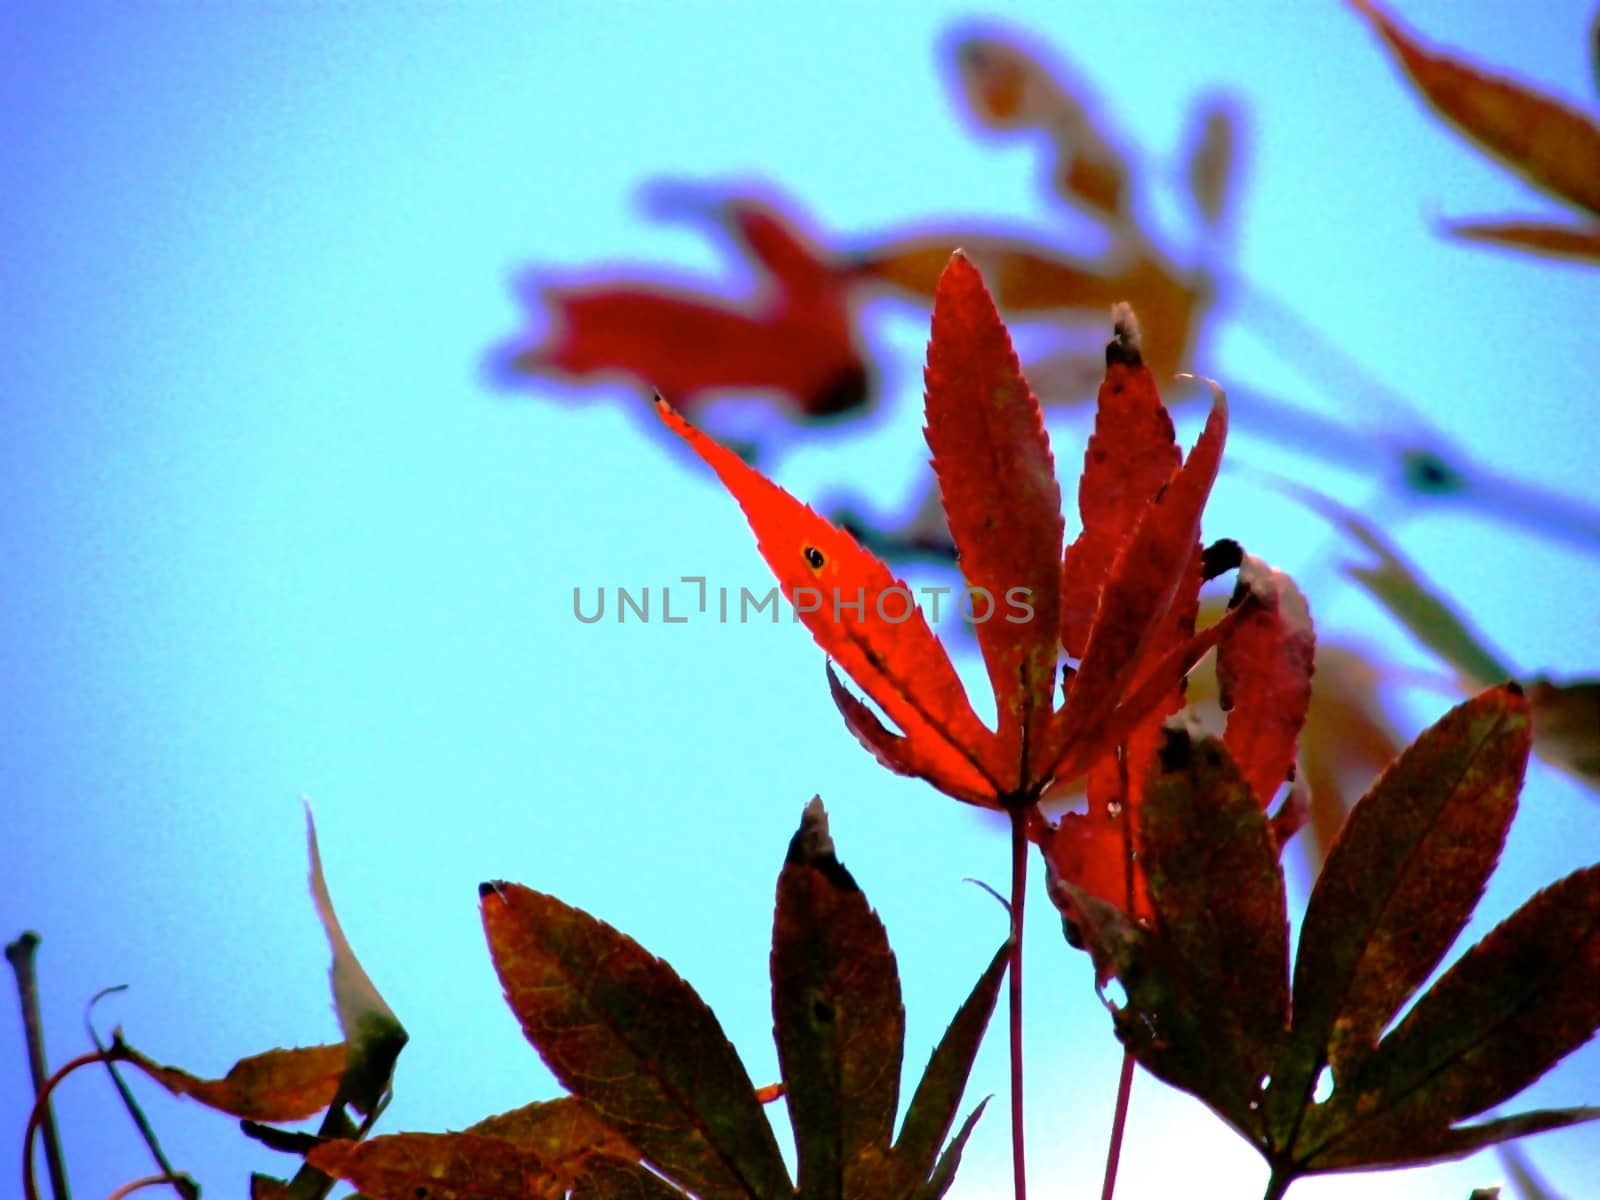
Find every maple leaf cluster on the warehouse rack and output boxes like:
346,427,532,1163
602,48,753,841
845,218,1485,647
16,6,1600,1200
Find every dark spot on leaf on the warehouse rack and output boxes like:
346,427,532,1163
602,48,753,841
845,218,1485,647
1062,916,1085,949
1506,679,1523,697
804,545,825,569
1202,538,1243,581
812,997,835,1026
784,836,859,891
807,361,871,418
1401,449,1465,495
1157,725,1193,772
478,880,503,898
1104,331,1143,368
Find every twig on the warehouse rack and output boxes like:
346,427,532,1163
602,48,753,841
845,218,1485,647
86,990,197,1200
1100,1050,1136,1200
107,1177,185,1200
1006,805,1029,1200
8,932,71,1200
24,1049,118,1200
1099,750,1135,1200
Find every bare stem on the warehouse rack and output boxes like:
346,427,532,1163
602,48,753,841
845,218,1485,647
1006,805,1029,1200
1099,748,1135,1200
107,1178,182,1200
24,1049,116,1200
8,933,71,1200
1099,1048,1136,1200
1260,1167,1294,1200
87,994,197,1200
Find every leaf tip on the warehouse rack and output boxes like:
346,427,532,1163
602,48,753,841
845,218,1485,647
785,795,859,891
478,880,506,900
1106,302,1143,366
1155,711,1209,773
1175,371,1227,417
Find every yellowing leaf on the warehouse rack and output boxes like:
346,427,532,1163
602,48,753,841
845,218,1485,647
1352,0,1600,217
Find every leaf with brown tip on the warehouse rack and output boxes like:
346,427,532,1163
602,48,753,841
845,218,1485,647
1350,0,1600,217
1058,308,1181,661
773,797,904,1198
120,1043,347,1123
923,253,1063,785
1138,724,1289,1131
1048,377,1226,777
480,882,791,1200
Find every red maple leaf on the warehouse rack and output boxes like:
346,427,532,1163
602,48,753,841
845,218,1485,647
658,251,1244,812
657,249,1320,927
504,194,870,419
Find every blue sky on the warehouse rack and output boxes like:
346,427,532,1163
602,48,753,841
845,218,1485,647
3,3,1598,1197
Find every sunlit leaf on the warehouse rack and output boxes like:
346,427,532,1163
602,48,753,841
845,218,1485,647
657,391,1001,806
923,252,1063,782
1058,305,1181,661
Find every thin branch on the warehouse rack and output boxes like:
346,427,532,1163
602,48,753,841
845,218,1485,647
1100,750,1135,1200
107,1177,184,1200
86,990,197,1200
1100,1050,1136,1200
8,932,71,1200
24,1049,118,1200
1006,805,1029,1200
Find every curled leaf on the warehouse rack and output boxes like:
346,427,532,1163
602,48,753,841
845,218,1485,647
119,1042,348,1123
307,802,406,1114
